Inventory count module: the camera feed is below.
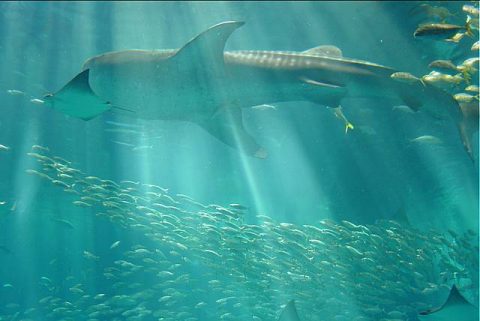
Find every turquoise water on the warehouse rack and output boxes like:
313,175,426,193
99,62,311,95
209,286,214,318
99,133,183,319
0,1,478,321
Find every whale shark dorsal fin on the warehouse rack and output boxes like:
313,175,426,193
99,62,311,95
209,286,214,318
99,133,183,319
303,45,343,58
172,21,245,71
43,69,111,120
279,300,301,321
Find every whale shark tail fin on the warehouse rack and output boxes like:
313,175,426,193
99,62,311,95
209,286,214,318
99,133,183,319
43,69,111,120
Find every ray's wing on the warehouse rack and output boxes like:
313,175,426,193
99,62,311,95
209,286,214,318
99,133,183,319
419,285,480,321
43,69,111,120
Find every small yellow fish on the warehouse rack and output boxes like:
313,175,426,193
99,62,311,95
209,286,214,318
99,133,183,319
454,93,479,103
471,41,479,51
460,57,479,68
445,32,466,43
457,58,479,84
428,60,458,73
463,4,479,17
442,74,464,85
391,72,425,86
465,85,479,93
422,72,464,87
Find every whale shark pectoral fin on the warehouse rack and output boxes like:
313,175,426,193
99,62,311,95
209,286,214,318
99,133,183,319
299,77,348,107
300,77,344,89
398,91,423,112
172,21,245,72
279,300,302,321
43,69,111,120
198,106,267,159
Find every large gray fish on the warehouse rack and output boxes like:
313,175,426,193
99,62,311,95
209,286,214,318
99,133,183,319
43,21,463,158
418,285,479,321
414,23,472,40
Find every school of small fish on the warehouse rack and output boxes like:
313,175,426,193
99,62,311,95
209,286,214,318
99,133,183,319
407,1,479,147
0,144,475,321
0,3,478,321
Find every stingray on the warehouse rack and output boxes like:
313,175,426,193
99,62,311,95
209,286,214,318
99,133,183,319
276,288,480,321
418,285,479,321
44,21,467,158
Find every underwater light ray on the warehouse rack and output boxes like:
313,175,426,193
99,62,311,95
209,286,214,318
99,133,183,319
2,1,79,309
209,4,303,222
211,4,368,313
225,4,368,220
270,3,402,312
301,1,479,234
281,107,381,316
109,3,222,195
408,142,479,231
387,101,478,233
2,3,480,321
46,1,122,298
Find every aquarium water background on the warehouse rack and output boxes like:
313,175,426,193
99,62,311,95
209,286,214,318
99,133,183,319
0,1,478,321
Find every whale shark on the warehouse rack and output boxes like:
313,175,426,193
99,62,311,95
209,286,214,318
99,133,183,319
418,285,479,321
44,21,466,158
